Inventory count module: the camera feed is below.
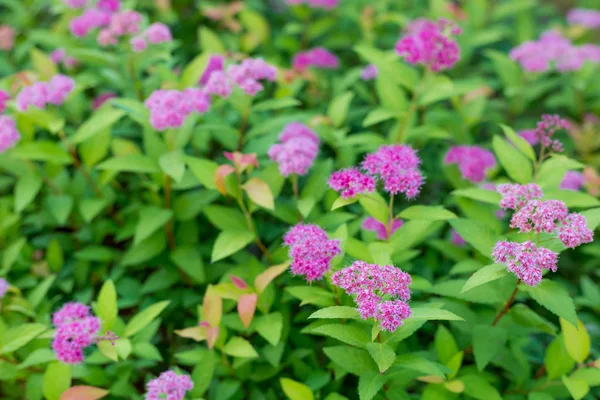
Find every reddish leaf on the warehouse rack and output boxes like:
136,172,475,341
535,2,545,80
214,164,235,196
203,286,223,327
61,386,109,400
224,151,258,173
238,293,258,329
206,326,219,349
255,262,290,294
230,275,248,290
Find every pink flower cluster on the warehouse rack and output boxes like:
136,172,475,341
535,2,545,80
395,18,462,72
50,48,78,68
332,261,412,332
362,217,403,240
567,8,600,29
93,92,117,109
510,199,568,234
145,370,194,400
70,9,112,37
283,223,341,282
268,122,320,177
52,302,101,364
131,22,173,52
292,47,339,71
497,183,543,210
493,241,558,286
144,88,210,131
199,55,224,85
328,167,376,199
535,114,569,152
510,30,600,72
444,145,496,183
519,129,538,146
361,64,378,81
64,0,87,8
451,230,466,246
0,278,8,298
0,90,9,114
560,171,584,191
98,10,142,46
16,75,75,112
559,213,594,249
204,57,277,97
286,0,339,9
0,116,21,153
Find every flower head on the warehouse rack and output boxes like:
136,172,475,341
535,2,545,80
145,22,172,44
16,74,75,111
268,122,320,177
0,116,21,152
360,64,378,80
567,8,600,29
144,89,210,131
496,183,543,210
93,92,117,109
451,230,466,246
130,36,147,52
362,217,403,240
493,241,557,286
328,167,376,199
444,145,496,183
510,200,569,234
145,370,194,400
558,213,594,249
52,302,102,364
199,55,225,85
64,0,87,8
69,9,111,37
519,129,539,146
293,47,339,71
395,18,462,71
97,0,121,12
283,223,341,282
0,278,8,298
0,90,10,113
560,171,585,191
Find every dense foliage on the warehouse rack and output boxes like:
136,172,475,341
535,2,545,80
0,0,600,399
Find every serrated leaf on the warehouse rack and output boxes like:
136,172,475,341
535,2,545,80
96,154,160,174
398,205,457,220
243,177,274,210
304,323,370,348
500,124,536,161
254,262,289,294
0,323,47,354
523,280,578,328
308,306,361,320
492,135,532,184
223,337,258,358
134,207,173,246
124,301,170,337
562,375,589,400
96,280,117,332
210,230,255,262
560,318,590,363
60,386,109,400
71,108,125,144
462,264,508,293
159,150,186,183
473,325,507,371
254,312,283,346
366,342,396,373
358,371,387,400
43,362,71,400
280,378,314,400
410,307,464,321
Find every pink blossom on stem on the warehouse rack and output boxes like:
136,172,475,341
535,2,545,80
293,47,339,71
51,302,102,364
199,55,224,85
93,92,117,109
130,35,147,52
108,10,142,36
493,241,558,286
268,122,320,177
519,129,539,146
0,90,10,113
144,89,210,131
395,18,462,71
558,213,593,249
362,217,403,240
286,0,339,9
0,278,8,298
204,71,233,98
145,370,194,400
97,0,121,13
69,9,111,37
283,223,341,282
496,183,543,210
535,114,569,151
567,8,600,29
360,64,378,80
328,167,376,199
376,300,412,332
510,200,569,234
444,145,496,183
560,171,585,191
145,22,172,44
0,117,21,152
451,230,466,246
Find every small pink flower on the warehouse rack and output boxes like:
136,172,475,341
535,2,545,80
204,71,233,98
0,25,15,51
558,213,593,249
376,300,412,332
519,129,539,146
97,0,121,13
69,9,111,37
493,241,557,286
360,64,378,80
108,10,142,36
199,55,224,85
93,92,117,109
145,89,211,131
130,35,147,52
362,217,403,240
560,171,585,191
0,278,8,298
510,199,569,234
145,370,194,400
444,145,496,183
0,90,10,113
293,47,339,71
328,167,376,199
63,0,87,8
567,8,600,29
51,302,102,364
268,122,320,177
451,230,466,246
145,22,172,44
496,183,543,210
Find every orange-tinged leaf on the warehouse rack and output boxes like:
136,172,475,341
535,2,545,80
203,286,223,327
238,293,258,329
254,262,290,294
60,386,109,400
230,275,248,289
214,164,235,196
224,151,258,172
206,326,219,349
174,326,207,342
243,177,274,209
444,380,465,393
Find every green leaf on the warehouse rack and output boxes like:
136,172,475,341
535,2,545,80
46,194,73,225
570,368,600,387
280,378,314,400
308,306,360,320
285,286,336,307
0,323,47,354
398,205,457,221
171,246,205,284
304,323,370,348
185,156,218,189
500,124,536,161
14,172,42,213
359,193,389,224
43,362,71,400
394,353,448,377
79,198,108,223
30,48,57,79
199,27,226,53
159,150,186,183
523,280,578,327
473,325,507,371
243,177,274,210
71,108,125,144
358,371,387,400
562,375,589,400
510,304,557,335
253,97,300,112
434,325,459,365
536,155,584,190
96,154,160,174
97,280,118,332
2,238,26,272
223,337,258,358
462,264,508,293
545,335,575,380
492,135,532,184
461,375,502,400
328,92,354,127
134,206,173,246
180,53,211,88
485,50,522,88
124,300,170,337
18,348,56,370
560,318,590,363
203,205,247,231
11,141,72,164
331,196,358,210
210,230,255,262
254,313,283,346
27,275,56,309
366,342,396,373
323,346,378,376
452,188,501,205
449,219,498,257
410,307,464,321
544,189,600,209
363,108,397,127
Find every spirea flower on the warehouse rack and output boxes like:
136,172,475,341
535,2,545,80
293,47,339,71
362,144,424,198
0,90,10,113
444,145,496,183
52,302,102,364
451,230,466,246
0,116,20,152
567,8,600,29
204,58,276,97
510,200,569,234
16,74,75,111
93,92,116,109
108,10,142,36
0,25,15,51
97,0,121,12
199,55,224,85
535,114,569,151
362,217,403,240
145,22,172,43
130,36,147,52
332,261,412,331
360,64,378,80
144,89,210,131
204,71,233,98
493,241,557,286
283,223,341,282
145,370,194,400
558,213,594,249
519,129,539,146
50,48,78,68
496,183,543,210
268,122,320,177
395,18,462,71
328,167,376,199
69,9,111,37
0,278,8,298
64,0,87,8
560,171,585,191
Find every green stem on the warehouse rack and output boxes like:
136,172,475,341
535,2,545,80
386,194,395,242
